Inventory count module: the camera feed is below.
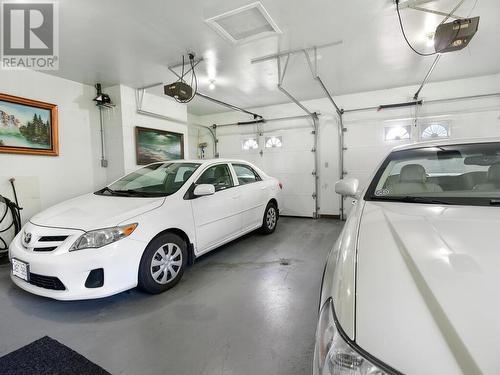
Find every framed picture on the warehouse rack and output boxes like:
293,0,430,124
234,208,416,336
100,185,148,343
135,126,184,165
0,93,58,156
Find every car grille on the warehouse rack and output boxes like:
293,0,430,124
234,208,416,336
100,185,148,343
33,247,57,252
23,232,73,252
38,236,68,242
29,273,66,291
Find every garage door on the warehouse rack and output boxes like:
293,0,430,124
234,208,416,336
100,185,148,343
216,124,316,217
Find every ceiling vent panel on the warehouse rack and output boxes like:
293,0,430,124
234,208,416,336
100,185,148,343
205,2,281,44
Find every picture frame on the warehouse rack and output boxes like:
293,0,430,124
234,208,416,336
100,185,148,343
0,93,58,156
135,126,184,165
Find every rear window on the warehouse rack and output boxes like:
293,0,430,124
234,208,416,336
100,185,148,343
233,164,261,185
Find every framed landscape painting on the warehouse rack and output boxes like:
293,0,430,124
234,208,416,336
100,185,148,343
135,126,184,165
0,93,58,156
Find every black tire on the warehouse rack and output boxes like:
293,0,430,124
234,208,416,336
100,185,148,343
138,233,188,294
261,202,278,234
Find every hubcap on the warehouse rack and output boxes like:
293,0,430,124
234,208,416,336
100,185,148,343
266,207,277,230
150,243,183,284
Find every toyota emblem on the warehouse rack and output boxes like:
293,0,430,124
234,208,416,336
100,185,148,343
23,232,32,244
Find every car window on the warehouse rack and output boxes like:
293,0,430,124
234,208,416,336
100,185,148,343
124,166,168,189
365,142,500,206
175,166,195,183
100,163,200,197
197,164,234,192
233,164,261,185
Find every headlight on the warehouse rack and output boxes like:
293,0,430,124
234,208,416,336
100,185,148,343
70,223,138,251
314,298,389,375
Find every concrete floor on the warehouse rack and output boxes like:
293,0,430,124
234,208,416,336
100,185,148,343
0,217,343,375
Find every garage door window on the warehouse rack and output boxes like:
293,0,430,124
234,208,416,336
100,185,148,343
384,126,411,141
265,136,282,148
233,164,261,185
197,164,234,191
242,138,259,150
421,123,450,139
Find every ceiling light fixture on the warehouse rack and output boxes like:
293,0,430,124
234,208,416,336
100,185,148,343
209,80,216,90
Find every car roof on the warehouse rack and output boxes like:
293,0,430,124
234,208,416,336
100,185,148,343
391,137,500,152
147,159,255,166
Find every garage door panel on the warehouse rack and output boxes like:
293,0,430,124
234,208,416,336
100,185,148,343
218,136,243,154
281,130,314,151
344,124,384,147
263,151,313,174
281,195,314,217
275,173,314,196
344,147,389,173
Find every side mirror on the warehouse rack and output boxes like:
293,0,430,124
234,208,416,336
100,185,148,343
335,178,360,198
193,184,215,197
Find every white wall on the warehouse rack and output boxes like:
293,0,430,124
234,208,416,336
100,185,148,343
0,70,102,225
119,86,188,174
191,73,500,217
94,85,189,183
187,113,217,160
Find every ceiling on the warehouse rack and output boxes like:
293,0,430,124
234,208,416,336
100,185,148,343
48,0,500,115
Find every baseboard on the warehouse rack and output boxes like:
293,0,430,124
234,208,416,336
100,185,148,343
280,214,341,220
319,214,341,219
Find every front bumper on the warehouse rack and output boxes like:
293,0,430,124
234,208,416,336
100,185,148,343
8,223,147,300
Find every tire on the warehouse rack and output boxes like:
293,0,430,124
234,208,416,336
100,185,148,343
261,202,278,234
138,233,188,294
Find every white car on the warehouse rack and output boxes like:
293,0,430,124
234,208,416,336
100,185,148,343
315,139,500,375
9,159,282,300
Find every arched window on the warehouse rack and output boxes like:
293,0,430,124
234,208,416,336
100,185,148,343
265,136,282,148
242,138,259,150
421,123,449,139
385,126,410,141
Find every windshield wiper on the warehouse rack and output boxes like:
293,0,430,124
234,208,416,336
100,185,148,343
490,199,500,205
113,189,167,197
113,189,144,196
372,196,452,205
97,187,117,195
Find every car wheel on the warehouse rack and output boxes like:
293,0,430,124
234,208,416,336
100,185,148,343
138,233,188,294
261,202,278,234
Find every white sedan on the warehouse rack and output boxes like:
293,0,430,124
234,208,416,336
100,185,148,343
315,139,500,375
9,159,282,300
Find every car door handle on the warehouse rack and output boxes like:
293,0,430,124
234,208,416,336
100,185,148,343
232,195,240,199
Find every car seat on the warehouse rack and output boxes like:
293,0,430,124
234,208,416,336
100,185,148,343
390,164,443,195
473,163,500,191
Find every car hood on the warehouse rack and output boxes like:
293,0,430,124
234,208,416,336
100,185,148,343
355,201,500,375
30,193,165,231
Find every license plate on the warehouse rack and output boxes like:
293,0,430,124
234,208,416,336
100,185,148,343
12,258,29,282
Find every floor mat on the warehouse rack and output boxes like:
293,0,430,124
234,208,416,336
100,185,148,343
0,336,110,375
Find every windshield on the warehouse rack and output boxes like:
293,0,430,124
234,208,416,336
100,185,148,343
96,162,200,197
365,142,500,206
